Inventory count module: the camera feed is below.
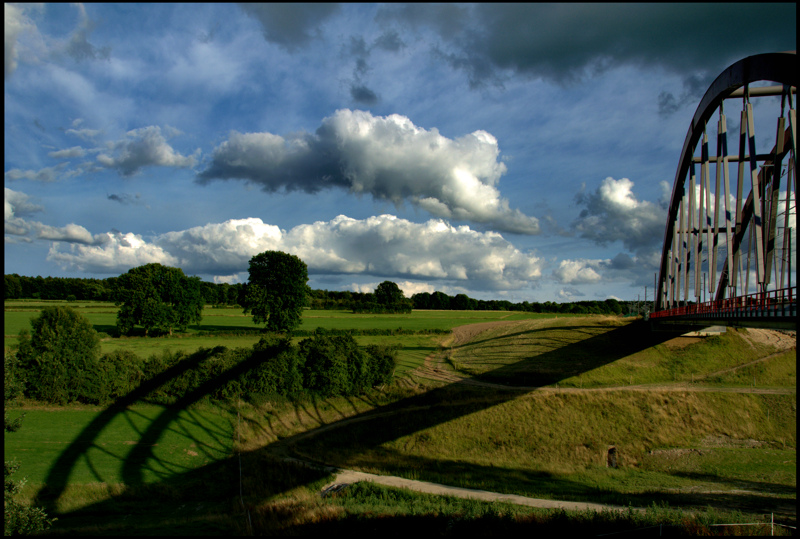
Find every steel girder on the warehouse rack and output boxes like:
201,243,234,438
656,51,797,312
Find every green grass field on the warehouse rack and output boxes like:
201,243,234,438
4,301,552,377
4,301,796,534
5,404,234,490
239,317,795,517
4,301,551,341
443,316,794,388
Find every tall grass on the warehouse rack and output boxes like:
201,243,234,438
301,482,793,536
4,404,234,494
5,310,795,534
446,317,786,388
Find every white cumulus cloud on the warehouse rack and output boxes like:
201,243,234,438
572,177,666,254
47,213,543,289
553,258,606,284
198,109,539,234
5,187,105,245
48,230,178,273
4,165,66,183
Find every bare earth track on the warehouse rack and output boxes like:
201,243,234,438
270,321,796,513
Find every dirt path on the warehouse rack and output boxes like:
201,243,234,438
320,468,639,513
271,321,794,512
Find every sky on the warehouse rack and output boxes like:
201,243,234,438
4,3,796,303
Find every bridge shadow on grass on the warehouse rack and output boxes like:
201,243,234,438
90,323,118,335
450,322,658,386
190,324,263,334
35,347,272,499
32,320,790,533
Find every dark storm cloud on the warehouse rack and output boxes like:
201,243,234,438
377,4,796,89
107,193,144,206
345,37,380,105
238,3,340,51
373,30,405,52
376,3,471,41
350,84,379,105
609,252,637,270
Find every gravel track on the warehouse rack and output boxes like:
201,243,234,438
273,321,795,512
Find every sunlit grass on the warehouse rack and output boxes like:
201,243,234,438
4,305,795,533
445,317,787,388
284,389,795,507
4,404,234,490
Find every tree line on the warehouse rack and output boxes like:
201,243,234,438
4,273,243,305
6,259,633,319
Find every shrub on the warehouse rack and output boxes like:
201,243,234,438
249,336,303,398
90,350,146,405
298,334,350,396
5,352,55,535
16,306,101,404
298,333,398,397
365,344,399,386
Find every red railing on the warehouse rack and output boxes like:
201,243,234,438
651,286,796,319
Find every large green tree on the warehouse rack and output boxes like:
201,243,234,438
372,280,412,313
374,281,404,306
16,306,101,404
114,263,204,336
243,251,309,332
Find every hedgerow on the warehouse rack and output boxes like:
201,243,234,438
14,309,398,406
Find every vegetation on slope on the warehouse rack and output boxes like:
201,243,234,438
3,308,796,535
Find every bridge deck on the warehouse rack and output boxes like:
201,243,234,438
650,287,796,331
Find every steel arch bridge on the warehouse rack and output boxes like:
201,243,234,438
650,51,796,331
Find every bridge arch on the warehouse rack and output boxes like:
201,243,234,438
654,51,796,326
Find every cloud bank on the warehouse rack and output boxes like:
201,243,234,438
198,109,539,234
46,213,542,290
572,177,666,255
5,187,104,245
377,4,796,90
97,126,197,177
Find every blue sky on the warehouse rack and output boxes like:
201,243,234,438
4,3,796,302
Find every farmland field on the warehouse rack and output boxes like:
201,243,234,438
4,300,795,535
4,301,557,375
5,404,233,488
4,301,556,338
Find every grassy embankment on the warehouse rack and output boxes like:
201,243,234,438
258,318,795,512
4,302,796,534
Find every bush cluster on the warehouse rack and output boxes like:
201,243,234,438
351,301,413,314
14,307,398,406
292,327,446,337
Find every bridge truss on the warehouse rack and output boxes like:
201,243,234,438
652,52,796,329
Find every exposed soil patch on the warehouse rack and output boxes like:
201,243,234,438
739,328,797,351
700,434,769,449
648,448,706,458
662,336,703,351
450,320,518,347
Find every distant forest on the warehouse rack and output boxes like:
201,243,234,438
4,273,642,315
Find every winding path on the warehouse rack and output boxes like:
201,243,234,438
268,322,795,512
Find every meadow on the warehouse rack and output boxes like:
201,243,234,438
3,300,553,376
4,300,796,535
